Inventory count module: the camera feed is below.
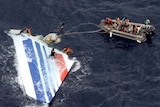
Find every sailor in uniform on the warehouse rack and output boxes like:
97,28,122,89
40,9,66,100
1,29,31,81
42,33,61,44
113,17,122,30
20,28,31,35
62,47,73,55
42,23,64,44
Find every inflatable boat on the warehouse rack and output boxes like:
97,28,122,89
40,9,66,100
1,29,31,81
6,29,74,103
99,18,155,43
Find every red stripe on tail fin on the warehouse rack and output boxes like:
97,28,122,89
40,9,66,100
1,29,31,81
55,53,68,82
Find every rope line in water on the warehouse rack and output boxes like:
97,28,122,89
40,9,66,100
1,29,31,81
64,22,102,36
66,22,100,32
64,29,102,36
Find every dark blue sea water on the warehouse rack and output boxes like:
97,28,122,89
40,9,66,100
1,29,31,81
0,0,160,107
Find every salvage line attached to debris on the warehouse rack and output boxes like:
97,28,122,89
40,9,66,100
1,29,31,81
64,22,103,36
64,29,102,36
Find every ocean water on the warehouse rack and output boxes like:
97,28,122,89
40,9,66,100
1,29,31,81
0,0,160,107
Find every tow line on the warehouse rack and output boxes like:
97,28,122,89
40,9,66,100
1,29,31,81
63,22,103,36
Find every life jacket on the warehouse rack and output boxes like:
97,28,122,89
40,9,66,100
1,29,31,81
105,18,112,25
133,25,138,34
123,19,129,27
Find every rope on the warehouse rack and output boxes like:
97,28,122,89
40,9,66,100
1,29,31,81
64,22,102,36
66,22,100,32
64,29,102,36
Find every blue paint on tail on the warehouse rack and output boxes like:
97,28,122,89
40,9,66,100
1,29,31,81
23,39,46,102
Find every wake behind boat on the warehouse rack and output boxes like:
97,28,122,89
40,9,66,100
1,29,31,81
6,29,74,103
99,17,155,43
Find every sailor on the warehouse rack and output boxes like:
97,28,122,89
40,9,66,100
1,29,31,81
50,48,56,56
20,28,31,35
105,18,112,25
42,23,65,44
42,33,61,44
113,17,122,30
57,23,64,36
145,19,150,25
62,47,73,55
124,19,129,27
123,19,132,33
132,25,138,34
144,19,153,45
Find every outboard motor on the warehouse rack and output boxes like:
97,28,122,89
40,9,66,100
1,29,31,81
141,25,155,32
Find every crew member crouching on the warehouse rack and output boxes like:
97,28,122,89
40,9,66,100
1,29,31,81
62,47,73,55
105,18,113,26
20,28,31,35
42,33,61,44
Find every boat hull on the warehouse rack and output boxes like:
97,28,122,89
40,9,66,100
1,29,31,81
100,19,155,43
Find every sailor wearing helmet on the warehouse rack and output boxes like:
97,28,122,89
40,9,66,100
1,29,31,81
42,23,64,44
42,33,61,44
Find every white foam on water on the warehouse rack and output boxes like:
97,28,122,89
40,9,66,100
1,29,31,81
23,103,49,107
71,57,81,72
